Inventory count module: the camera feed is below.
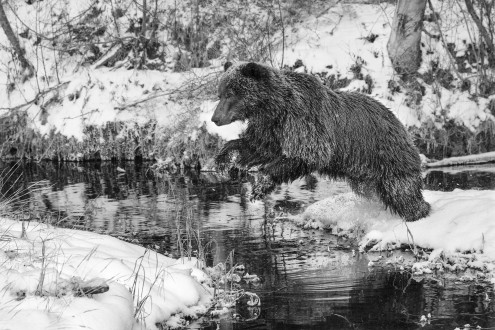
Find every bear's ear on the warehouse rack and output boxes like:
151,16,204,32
240,62,269,80
224,61,233,71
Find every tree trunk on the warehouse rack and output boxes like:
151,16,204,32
387,0,427,75
0,2,34,77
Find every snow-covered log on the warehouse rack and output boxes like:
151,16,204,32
425,151,495,168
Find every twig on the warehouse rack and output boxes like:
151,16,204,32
464,0,495,64
330,313,353,327
404,222,418,256
114,90,177,110
5,0,99,42
35,239,47,296
266,15,274,67
50,5,61,84
377,1,393,27
277,0,285,68
329,13,344,36
36,134,57,163
140,0,147,67
421,27,439,40
114,71,219,110
63,109,99,120
455,0,485,94
316,0,342,19
427,0,463,82
110,0,121,37
0,81,69,111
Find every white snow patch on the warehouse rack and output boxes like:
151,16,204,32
339,79,369,93
302,190,495,255
1,0,492,143
0,219,212,330
269,1,492,130
199,100,246,141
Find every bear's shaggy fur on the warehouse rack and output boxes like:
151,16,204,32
212,62,430,222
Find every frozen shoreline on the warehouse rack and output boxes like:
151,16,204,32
0,218,212,330
299,189,495,278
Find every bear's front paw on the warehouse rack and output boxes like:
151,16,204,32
215,155,231,172
250,174,276,201
215,160,228,172
215,149,239,172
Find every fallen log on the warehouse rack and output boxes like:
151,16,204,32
425,151,495,168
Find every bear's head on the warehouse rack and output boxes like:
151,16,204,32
211,62,273,126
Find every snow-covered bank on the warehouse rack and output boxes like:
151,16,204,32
0,218,212,330
1,0,494,162
300,189,495,274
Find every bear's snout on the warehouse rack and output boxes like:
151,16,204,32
211,111,228,126
211,97,237,126
211,111,230,126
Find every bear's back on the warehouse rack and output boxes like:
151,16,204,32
332,91,421,174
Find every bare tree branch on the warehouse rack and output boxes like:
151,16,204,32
427,0,463,81
0,82,69,112
464,0,495,65
0,1,34,77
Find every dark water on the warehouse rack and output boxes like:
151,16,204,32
1,161,495,330
425,165,495,191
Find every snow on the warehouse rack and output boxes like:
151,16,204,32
0,218,212,330
298,185,495,278
1,0,495,319
270,2,424,125
301,189,495,268
269,1,493,130
421,84,491,131
1,0,492,146
199,100,246,141
36,68,205,141
276,3,393,75
426,151,495,168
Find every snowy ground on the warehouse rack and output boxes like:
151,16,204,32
299,187,495,278
1,1,493,148
2,0,495,325
0,218,212,330
201,1,494,140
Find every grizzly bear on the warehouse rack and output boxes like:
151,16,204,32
212,62,430,222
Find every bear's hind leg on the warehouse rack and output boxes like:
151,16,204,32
377,176,431,222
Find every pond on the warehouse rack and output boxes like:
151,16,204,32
1,161,495,329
